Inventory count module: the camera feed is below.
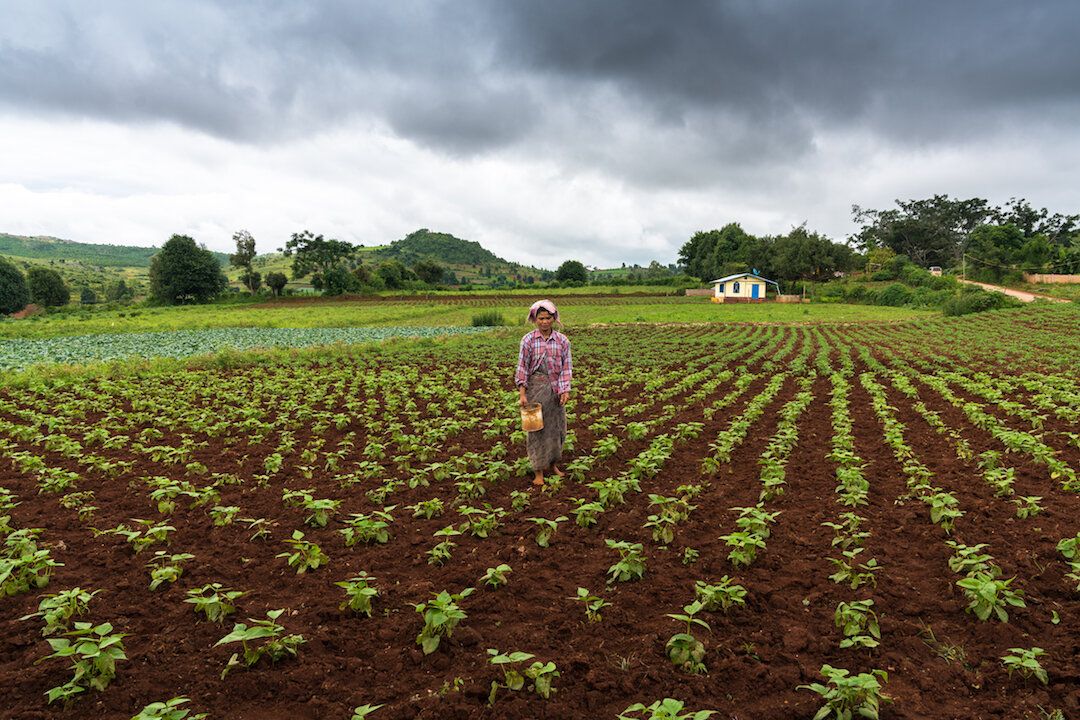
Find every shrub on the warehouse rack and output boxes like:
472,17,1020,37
877,283,914,307
472,311,506,327
942,288,1023,316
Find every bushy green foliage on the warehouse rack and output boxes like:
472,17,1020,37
149,235,227,305
28,266,71,307
0,256,29,314
942,288,1024,316
471,311,506,327
555,260,588,283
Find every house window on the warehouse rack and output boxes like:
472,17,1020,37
733,281,740,293
717,284,724,293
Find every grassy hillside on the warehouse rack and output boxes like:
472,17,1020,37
0,233,229,267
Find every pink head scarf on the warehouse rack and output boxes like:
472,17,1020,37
526,299,561,327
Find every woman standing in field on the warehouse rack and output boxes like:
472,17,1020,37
515,299,572,486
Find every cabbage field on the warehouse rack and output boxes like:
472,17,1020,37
1,302,1080,719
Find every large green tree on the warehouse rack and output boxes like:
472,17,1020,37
283,231,357,283
149,234,227,304
230,229,260,294
27,266,70,307
555,259,587,283
265,271,288,297
773,226,856,296
412,259,444,285
0,256,29,315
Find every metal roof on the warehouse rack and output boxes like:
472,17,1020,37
708,272,770,284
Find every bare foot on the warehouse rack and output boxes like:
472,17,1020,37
552,464,565,477
532,474,545,486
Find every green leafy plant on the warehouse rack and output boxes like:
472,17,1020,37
571,498,605,528
214,608,306,677
240,517,273,542
185,583,249,623
486,649,560,703
1,529,63,595
572,587,612,622
147,552,195,590
1002,647,1048,684
618,698,717,720
827,548,880,590
413,588,474,654
606,540,647,583
528,516,568,547
458,504,506,538
276,530,328,574
1057,532,1080,562
733,505,780,538
336,572,379,616
427,525,462,566
509,489,531,512
1012,496,1043,519
718,531,766,568
339,507,396,546
834,599,881,649
681,547,699,565
37,621,128,705
694,577,747,613
131,696,209,719
665,600,709,674
350,703,384,719
300,497,342,527
798,664,891,720
209,505,241,527
20,587,101,635
956,571,1026,622
944,541,998,577
480,564,512,588
407,498,444,519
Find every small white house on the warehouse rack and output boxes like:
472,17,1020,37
709,272,779,303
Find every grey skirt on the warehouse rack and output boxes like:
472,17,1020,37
525,369,566,472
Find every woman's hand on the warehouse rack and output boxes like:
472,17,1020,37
519,387,528,406
559,392,569,406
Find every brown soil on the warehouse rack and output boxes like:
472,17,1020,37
2,324,1080,719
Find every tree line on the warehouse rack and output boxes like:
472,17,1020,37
680,194,1080,288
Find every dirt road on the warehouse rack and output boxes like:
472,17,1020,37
959,279,1070,303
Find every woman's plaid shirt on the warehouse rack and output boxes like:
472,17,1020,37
514,329,572,395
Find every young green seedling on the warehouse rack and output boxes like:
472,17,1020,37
339,507,396,546
20,587,101,636
1001,647,1048,685
694,577,747,613
147,552,195,590
528,516,568,547
335,572,379,616
214,608,306,678
185,583,248,623
834,599,881,649
799,664,891,720
37,621,128,705
606,540,647,583
276,530,328,574
617,698,717,720
571,587,612,622
413,588,474,654
480,564,512,588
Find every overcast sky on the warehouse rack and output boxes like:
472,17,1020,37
2,1,1078,270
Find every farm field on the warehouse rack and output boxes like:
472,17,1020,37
2,303,1080,719
0,294,932,340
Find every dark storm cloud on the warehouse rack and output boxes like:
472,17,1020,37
2,1,1079,163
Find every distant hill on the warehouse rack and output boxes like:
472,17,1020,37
0,233,230,267
380,229,506,266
